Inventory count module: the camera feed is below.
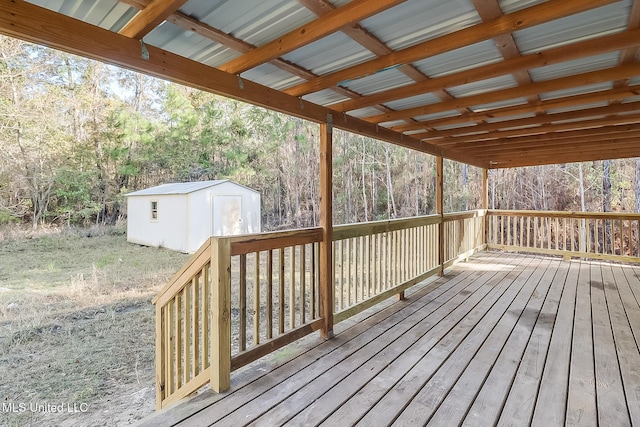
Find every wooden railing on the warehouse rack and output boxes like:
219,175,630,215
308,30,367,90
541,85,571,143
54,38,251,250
487,210,640,263
154,211,487,409
443,210,486,267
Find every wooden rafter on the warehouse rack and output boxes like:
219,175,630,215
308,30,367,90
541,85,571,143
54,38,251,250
432,112,640,146
391,85,640,134
284,0,617,97
365,63,640,125
219,0,407,74
296,0,466,128
450,125,640,151
471,0,539,105
333,29,640,114
119,0,188,39
414,101,640,142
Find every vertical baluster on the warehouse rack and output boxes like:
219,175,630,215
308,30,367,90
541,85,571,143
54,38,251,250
300,244,306,325
202,265,209,370
354,236,360,304
289,246,296,329
166,300,173,397
239,254,247,351
279,248,285,335
184,281,191,383
365,234,370,300
192,274,199,377
254,251,261,346
311,243,317,319
175,294,182,389
628,219,632,257
267,250,273,339
156,304,165,409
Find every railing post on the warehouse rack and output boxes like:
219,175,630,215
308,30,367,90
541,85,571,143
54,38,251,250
437,156,444,275
155,303,165,409
210,237,231,393
320,117,334,339
482,168,488,248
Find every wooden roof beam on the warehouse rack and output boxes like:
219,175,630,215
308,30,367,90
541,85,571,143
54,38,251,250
392,85,639,133
219,0,407,74
119,0,188,39
334,29,640,114
471,0,539,105
483,146,640,168
432,112,640,146
413,101,640,141
366,63,640,124
449,125,640,151
284,0,618,97
0,0,488,169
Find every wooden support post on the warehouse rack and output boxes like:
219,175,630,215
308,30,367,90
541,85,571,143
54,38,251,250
155,303,164,410
210,237,231,393
319,117,334,339
437,156,444,276
482,168,488,248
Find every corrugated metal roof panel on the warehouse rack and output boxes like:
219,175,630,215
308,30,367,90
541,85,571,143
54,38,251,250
348,107,388,119
303,89,350,106
546,102,610,115
145,22,240,68
241,63,305,91
340,68,414,98
126,180,231,196
529,52,621,82
28,0,136,32
283,32,376,78
486,112,537,123
448,75,518,98
413,110,462,122
540,82,614,101
470,98,529,112
384,93,442,111
361,0,481,51
498,0,546,14
415,40,503,78
180,0,315,47
512,1,632,54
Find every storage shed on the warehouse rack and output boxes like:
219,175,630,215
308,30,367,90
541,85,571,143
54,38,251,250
125,180,260,253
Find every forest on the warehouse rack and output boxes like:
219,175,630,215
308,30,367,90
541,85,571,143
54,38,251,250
2,35,640,231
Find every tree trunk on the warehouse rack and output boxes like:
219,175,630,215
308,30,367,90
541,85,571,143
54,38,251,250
579,163,587,252
384,145,397,218
361,137,368,222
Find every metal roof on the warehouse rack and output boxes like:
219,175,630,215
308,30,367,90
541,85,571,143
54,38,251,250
3,0,640,168
126,180,245,196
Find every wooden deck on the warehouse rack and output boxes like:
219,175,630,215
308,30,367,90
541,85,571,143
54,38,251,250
140,251,640,427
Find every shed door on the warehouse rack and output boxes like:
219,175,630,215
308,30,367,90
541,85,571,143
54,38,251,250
212,195,242,236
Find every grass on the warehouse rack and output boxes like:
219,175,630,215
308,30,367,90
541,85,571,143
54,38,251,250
0,224,189,426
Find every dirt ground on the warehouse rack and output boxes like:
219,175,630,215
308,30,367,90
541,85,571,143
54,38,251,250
0,225,189,426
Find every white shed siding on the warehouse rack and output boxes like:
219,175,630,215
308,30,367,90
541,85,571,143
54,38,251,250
127,194,189,252
126,180,261,253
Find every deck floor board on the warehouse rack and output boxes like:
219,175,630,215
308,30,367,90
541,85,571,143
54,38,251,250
141,252,640,427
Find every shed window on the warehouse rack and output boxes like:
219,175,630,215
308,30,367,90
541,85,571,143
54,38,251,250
150,201,158,221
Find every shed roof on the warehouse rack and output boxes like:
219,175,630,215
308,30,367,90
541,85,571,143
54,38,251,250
2,0,640,169
126,180,257,196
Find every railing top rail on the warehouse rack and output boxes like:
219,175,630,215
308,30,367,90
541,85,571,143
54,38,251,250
444,210,486,221
488,209,640,220
333,214,441,240
229,227,323,255
153,238,212,306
